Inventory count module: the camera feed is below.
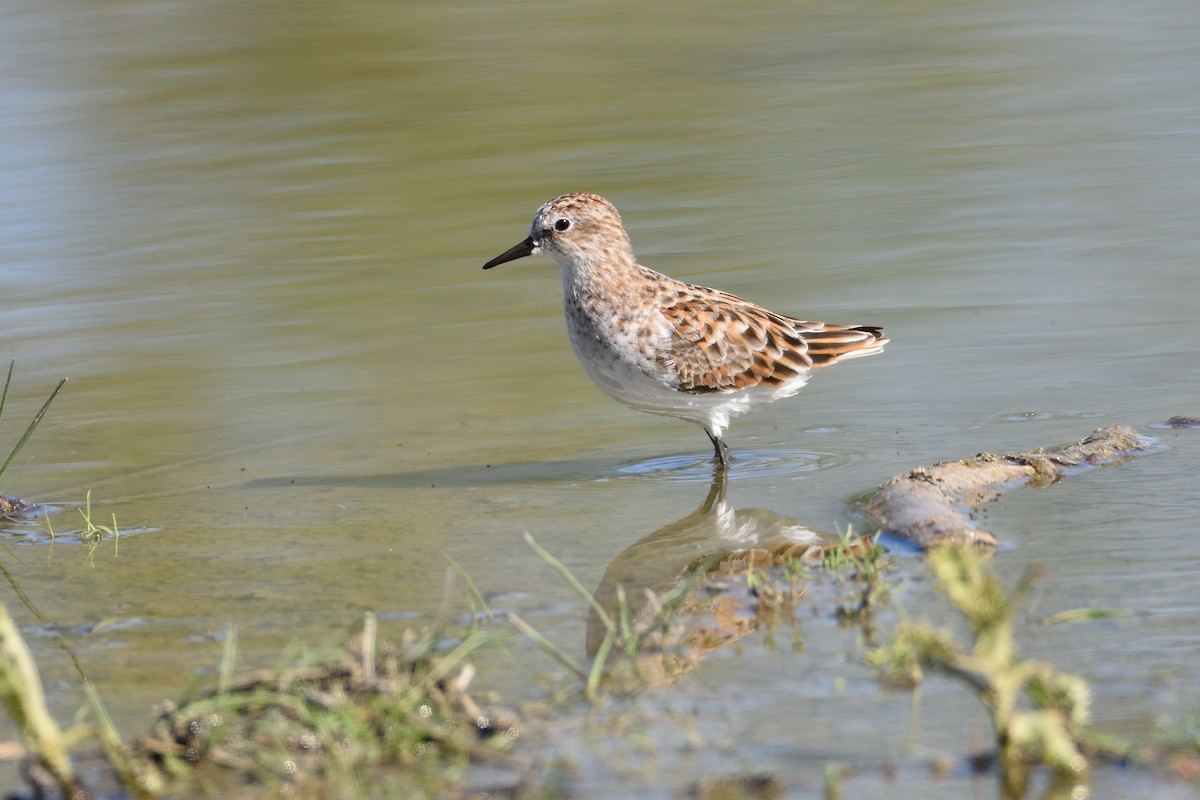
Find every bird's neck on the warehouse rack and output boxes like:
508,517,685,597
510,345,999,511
559,252,665,336
558,242,638,291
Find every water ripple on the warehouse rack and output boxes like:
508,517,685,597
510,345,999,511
611,448,845,483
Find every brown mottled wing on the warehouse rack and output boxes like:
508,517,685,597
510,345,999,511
660,287,886,394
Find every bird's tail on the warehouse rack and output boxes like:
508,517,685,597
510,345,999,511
803,324,888,366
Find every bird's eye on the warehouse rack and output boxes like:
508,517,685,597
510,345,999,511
554,218,571,232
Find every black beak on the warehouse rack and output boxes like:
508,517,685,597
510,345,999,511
482,236,536,270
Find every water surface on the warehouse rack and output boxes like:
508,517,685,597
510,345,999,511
2,0,1199,795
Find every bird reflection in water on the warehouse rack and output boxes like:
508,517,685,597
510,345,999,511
586,470,851,687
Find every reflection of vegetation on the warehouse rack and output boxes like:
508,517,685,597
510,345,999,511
822,531,894,643
0,536,1197,798
78,490,121,566
517,531,821,695
43,489,123,565
0,449,1196,797
867,546,1121,797
518,531,893,695
77,490,120,550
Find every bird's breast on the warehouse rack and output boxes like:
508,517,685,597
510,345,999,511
562,285,672,386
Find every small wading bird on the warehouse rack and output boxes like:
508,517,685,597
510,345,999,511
483,193,887,471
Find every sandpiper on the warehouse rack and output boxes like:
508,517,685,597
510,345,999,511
483,193,887,470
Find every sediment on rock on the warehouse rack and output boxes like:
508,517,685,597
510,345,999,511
862,424,1157,549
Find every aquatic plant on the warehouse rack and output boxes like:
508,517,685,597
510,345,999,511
868,546,1096,796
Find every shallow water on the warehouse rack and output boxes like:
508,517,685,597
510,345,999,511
2,0,1199,795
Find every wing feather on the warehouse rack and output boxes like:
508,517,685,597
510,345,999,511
659,286,886,393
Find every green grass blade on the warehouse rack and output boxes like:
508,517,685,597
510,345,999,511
616,584,636,661
585,623,617,700
217,624,237,696
1041,608,1130,626
423,630,498,685
0,377,67,482
523,532,613,632
0,361,14,426
441,551,492,621
506,611,586,679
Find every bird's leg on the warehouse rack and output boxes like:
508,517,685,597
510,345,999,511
706,430,731,472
